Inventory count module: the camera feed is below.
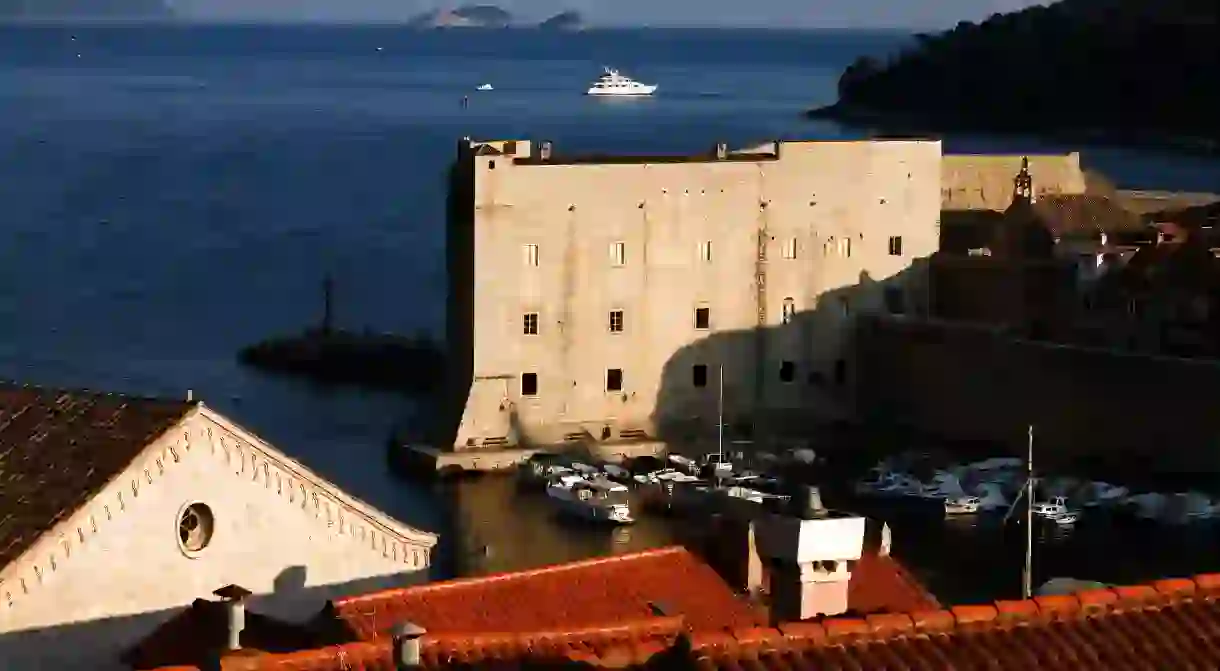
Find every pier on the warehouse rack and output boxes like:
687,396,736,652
238,275,444,393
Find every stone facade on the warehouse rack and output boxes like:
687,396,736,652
0,406,437,670
442,139,943,450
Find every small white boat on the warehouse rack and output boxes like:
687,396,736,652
546,474,634,524
476,83,494,91
1032,496,1069,519
586,67,657,96
944,496,981,515
1053,511,1079,526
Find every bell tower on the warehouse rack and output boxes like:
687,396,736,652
1013,156,1035,205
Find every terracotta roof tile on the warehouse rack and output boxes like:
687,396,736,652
330,546,765,640
848,552,941,614
217,617,686,671
124,598,322,670
691,573,1220,671
0,384,195,571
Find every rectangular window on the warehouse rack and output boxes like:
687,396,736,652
694,307,710,330
610,241,626,267
608,309,624,333
839,297,851,318
521,372,538,396
837,237,852,258
523,243,539,267
523,312,539,335
884,287,905,314
781,237,797,259
782,298,796,324
698,240,713,263
692,364,708,388
888,236,903,256
606,368,623,392
779,361,795,383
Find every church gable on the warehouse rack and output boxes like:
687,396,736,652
0,391,435,669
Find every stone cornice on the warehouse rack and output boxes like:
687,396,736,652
196,405,437,549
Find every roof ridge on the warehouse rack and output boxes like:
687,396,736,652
0,381,200,406
691,573,1220,654
213,615,688,671
331,545,688,607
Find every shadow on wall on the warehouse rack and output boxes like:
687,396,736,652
650,260,930,450
0,566,428,671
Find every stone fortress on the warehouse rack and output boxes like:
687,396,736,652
430,137,1089,462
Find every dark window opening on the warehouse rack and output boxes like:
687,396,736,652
884,288,905,314
692,364,708,388
833,360,847,386
779,361,795,383
606,368,623,392
601,426,612,440
888,236,903,256
521,373,538,396
523,312,539,335
488,160,496,170
695,307,710,329
609,310,624,333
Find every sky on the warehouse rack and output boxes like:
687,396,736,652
168,0,1055,29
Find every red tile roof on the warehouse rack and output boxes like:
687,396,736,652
0,384,196,571
124,598,321,670
218,616,686,671
848,552,940,614
330,546,766,640
690,573,1220,670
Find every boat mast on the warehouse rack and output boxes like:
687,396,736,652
1024,424,1034,600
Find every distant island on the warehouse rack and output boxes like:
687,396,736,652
406,5,584,30
0,0,172,19
810,0,1220,152
538,10,584,31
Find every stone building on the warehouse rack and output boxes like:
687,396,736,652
439,138,943,451
0,384,437,670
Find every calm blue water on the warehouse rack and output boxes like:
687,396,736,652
2,24,1219,593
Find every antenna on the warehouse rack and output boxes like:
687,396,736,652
1024,424,1034,600
1000,424,1036,600
717,365,725,465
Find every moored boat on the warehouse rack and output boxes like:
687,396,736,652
545,474,634,524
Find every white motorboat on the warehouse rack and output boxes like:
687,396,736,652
586,67,657,96
476,83,494,91
944,496,981,515
1032,496,1069,519
1053,511,1079,526
546,474,634,524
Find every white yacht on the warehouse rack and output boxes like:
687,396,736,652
546,474,634,524
586,68,657,96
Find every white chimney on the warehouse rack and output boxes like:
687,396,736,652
393,621,427,669
714,142,728,160
212,585,253,652
754,503,865,622
539,141,553,161
186,389,194,402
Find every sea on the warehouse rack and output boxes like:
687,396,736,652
2,23,1220,605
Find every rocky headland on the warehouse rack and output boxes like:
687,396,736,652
810,0,1220,153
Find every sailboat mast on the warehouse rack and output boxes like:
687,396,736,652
1024,424,1034,600
717,365,724,462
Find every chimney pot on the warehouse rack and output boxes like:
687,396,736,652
715,142,728,159
393,621,427,669
540,141,553,161
213,585,252,652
